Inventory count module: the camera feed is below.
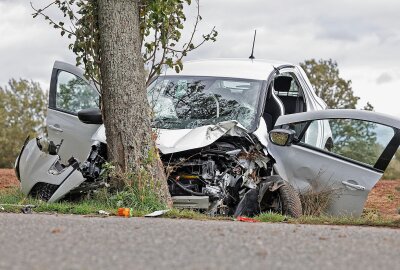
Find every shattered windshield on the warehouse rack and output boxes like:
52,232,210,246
147,76,263,130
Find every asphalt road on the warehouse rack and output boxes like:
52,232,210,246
0,213,399,270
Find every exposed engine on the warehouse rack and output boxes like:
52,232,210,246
163,137,273,216
80,142,108,181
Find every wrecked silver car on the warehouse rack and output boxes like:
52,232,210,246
15,60,400,217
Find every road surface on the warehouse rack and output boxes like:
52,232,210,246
0,213,399,270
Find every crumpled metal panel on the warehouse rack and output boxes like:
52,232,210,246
91,120,250,154
18,139,85,201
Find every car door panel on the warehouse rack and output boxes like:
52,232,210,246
47,109,100,162
268,109,400,217
271,144,382,216
47,61,100,162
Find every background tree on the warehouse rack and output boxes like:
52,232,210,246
31,0,217,84
300,59,359,109
0,79,46,167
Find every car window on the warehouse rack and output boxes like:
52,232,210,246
291,119,396,167
274,72,303,97
56,71,99,114
147,76,263,131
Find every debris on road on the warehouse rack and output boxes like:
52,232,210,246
0,204,36,214
236,216,260,223
144,210,170,217
98,210,110,216
51,228,62,234
117,208,133,217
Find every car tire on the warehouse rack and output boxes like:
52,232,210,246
277,182,302,218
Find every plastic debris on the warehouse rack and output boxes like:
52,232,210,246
145,210,170,217
21,207,32,214
236,216,260,223
117,208,133,217
98,210,110,216
0,204,36,214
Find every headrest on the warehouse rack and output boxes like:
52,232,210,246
274,76,292,92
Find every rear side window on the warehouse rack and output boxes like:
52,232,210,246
56,71,99,114
274,72,303,97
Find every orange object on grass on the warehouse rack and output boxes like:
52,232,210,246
117,208,132,217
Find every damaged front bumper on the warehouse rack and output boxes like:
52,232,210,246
17,138,86,202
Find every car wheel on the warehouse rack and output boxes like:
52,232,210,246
276,182,302,218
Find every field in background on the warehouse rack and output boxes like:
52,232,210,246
1,169,399,219
0,169,19,189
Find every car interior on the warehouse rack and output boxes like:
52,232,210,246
263,74,307,131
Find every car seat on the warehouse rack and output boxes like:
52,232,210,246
274,76,306,114
262,77,287,131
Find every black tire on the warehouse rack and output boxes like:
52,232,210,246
277,182,302,218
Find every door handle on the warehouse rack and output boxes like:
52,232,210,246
48,124,63,133
342,181,365,191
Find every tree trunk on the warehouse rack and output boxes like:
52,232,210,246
97,0,172,207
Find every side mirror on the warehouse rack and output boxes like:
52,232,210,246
269,129,296,146
77,108,103,124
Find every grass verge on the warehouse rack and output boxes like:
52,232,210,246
0,187,167,216
0,187,115,215
254,212,400,228
1,187,399,228
292,215,400,228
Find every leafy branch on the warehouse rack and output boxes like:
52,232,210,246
31,0,218,86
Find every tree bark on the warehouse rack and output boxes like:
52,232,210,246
97,0,172,206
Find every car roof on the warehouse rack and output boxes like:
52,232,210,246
163,58,294,81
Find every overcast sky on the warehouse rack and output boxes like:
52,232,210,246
1,0,399,117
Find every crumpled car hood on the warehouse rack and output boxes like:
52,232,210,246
91,120,249,154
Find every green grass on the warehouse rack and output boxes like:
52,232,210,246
0,187,165,216
292,215,400,228
164,209,210,220
0,188,115,215
255,211,288,222
1,187,399,228
252,212,400,228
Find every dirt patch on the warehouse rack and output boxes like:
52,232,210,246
0,169,399,218
365,180,400,219
0,169,19,189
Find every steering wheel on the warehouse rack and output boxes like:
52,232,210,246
185,92,220,119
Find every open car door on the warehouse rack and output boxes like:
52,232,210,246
47,61,101,162
268,109,400,216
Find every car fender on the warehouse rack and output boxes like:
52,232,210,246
18,138,85,197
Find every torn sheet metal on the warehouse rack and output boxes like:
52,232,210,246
156,120,248,154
